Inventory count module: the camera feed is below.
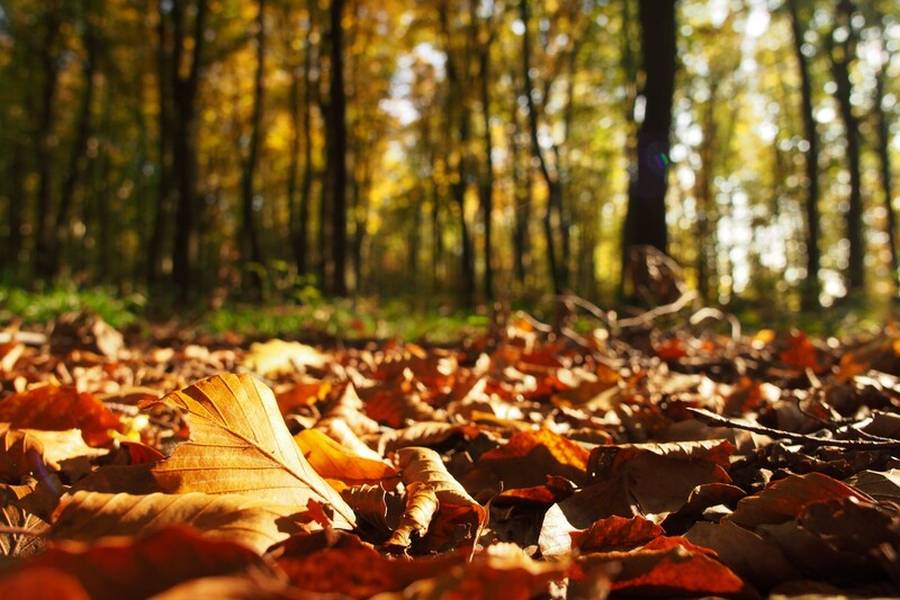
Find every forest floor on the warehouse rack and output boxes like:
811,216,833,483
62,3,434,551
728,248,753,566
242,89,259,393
0,287,898,598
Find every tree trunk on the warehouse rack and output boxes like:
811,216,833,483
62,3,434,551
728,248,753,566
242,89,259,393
509,103,530,285
171,0,208,303
476,2,495,301
439,0,475,306
787,0,822,308
520,0,563,295
48,8,97,277
622,0,676,277
324,0,347,296
4,150,24,274
33,7,61,277
240,0,267,295
874,43,897,293
828,0,864,293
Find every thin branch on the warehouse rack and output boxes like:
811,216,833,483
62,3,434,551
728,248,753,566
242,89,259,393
687,407,900,450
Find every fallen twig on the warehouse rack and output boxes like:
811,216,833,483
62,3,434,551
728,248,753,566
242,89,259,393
687,407,900,450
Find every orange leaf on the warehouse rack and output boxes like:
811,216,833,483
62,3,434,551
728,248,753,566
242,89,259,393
3,526,267,600
294,428,397,489
0,386,121,446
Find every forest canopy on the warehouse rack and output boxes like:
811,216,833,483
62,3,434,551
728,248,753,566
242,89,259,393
0,0,897,312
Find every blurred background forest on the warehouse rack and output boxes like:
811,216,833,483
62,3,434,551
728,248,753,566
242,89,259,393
0,0,898,322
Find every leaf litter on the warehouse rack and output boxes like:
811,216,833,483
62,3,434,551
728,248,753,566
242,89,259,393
0,308,898,598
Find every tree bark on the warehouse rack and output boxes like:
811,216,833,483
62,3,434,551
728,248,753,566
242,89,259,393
475,1,495,301
32,6,62,277
171,0,208,303
873,40,897,293
288,5,315,278
509,101,530,285
439,0,475,306
622,0,676,275
787,0,822,308
324,0,347,296
240,0,267,295
828,0,864,293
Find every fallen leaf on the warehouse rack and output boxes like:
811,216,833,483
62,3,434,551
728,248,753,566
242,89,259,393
0,387,122,446
143,373,356,528
2,525,268,600
294,428,397,489
0,429,54,481
0,566,89,600
727,472,872,529
386,482,439,549
474,429,590,489
243,339,327,377
51,491,300,554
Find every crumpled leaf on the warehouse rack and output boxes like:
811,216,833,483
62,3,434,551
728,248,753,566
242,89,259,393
386,482,439,549
0,387,122,446
547,440,735,532
0,526,268,600
392,447,486,551
142,373,356,528
50,491,301,554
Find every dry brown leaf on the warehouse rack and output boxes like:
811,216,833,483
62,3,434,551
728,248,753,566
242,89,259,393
386,482,439,549
51,491,300,554
0,566,89,600
396,447,485,522
0,499,48,561
243,339,328,377
142,373,356,528
294,428,397,489
473,428,590,489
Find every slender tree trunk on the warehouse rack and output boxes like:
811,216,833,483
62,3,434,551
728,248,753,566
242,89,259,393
439,0,475,306
324,0,347,295
240,0,267,294
828,0,864,293
787,0,821,308
520,0,562,295
49,10,97,277
171,0,208,303
288,6,315,277
33,7,61,277
695,81,718,302
874,59,898,293
622,0,676,280
148,0,171,285
509,104,530,285
476,3,495,301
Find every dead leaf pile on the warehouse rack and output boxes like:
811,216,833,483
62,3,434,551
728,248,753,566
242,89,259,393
0,310,899,598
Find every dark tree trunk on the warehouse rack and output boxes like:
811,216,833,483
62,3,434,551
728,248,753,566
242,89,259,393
475,1,495,301
439,0,475,306
787,0,822,308
33,7,61,277
48,9,97,277
240,0,267,294
324,0,347,296
148,0,172,285
873,42,897,293
828,0,864,293
520,0,563,295
622,0,676,274
171,0,208,303
695,81,718,302
509,104,530,285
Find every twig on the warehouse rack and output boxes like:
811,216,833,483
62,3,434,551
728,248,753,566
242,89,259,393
687,407,900,450
689,307,741,341
0,526,44,537
0,331,47,346
617,290,698,330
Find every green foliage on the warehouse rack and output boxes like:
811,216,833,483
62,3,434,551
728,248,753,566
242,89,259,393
0,285,142,329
